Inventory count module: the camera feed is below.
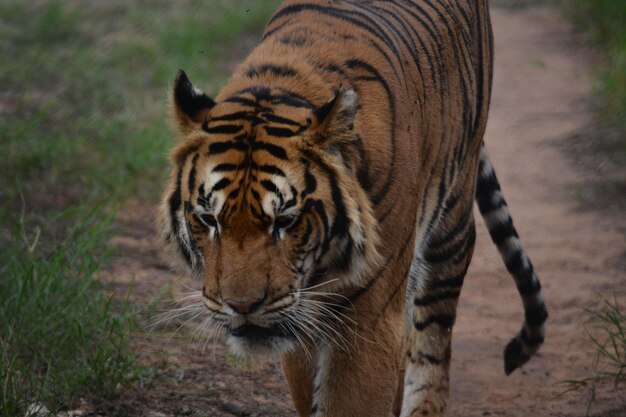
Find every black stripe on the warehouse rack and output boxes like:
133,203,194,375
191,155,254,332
414,314,455,331
264,113,303,126
168,169,183,236
169,167,192,266
251,141,288,160
202,124,243,134
197,184,206,208
472,16,485,140
452,224,476,266
262,18,294,40
303,199,329,243
525,306,548,326
303,163,317,197
504,251,536,281
260,179,279,195
429,205,472,249
423,227,472,264
271,93,313,109
187,153,200,195
210,111,251,121
303,150,349,249
264,126,297,137
476,172,503,213
227,188,239,200
250,188,261,202
414,289,460,306
487,216,518,244
245,64,298,78
213,163,240,172
258,165,286,177
233,86,314,109
298,219,314,248
279,33,311,47
211,178,232,192
224,96,258,107
209,141,248,155
428,272,465,289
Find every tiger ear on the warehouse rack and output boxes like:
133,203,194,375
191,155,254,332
172,70,216,134
312,86,359,144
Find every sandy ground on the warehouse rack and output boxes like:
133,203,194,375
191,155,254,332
97,5,626,417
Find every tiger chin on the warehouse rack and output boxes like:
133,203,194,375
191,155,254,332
158,1,547,416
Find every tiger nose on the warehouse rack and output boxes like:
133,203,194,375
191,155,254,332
225,297,264,315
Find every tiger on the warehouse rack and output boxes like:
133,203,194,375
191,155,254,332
158,0,548,416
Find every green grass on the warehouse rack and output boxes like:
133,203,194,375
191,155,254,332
562,297,626,415
0,1,280,415
0,208,138,415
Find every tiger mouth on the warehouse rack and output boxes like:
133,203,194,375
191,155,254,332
229,323,294,339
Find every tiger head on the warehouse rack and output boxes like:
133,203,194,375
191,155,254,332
159,70,380,356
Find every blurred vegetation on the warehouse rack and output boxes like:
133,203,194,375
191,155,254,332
0,0,280,211
557,1,626,216
561,0,626,173
0,0,279,415
563,0,626,134
559,1,626,411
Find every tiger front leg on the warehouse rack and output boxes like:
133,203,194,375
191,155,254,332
282,344,316,417
284,295,406,417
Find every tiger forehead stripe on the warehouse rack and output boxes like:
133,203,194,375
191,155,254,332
207,140,289,160
225,86,314,110
202,124,243,135
245,64,298,78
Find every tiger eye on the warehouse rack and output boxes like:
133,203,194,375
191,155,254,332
195,213,217,229
274,215,295,231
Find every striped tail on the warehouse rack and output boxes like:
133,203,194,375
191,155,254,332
475,144,548,375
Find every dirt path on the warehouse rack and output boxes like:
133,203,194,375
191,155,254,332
100,5,625,417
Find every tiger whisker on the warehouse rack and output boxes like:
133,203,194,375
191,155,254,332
157,309,206,348
298,278,340,292
190,315,214,345
298,297,371,348
202,320,224,355
147,304,205,334
279,311,314,362
284,302,354,356
296,298,357,327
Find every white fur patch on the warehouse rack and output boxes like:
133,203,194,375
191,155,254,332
310,345,331,416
